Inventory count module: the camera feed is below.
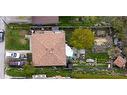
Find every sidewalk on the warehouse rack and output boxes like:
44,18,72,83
4,74,12,79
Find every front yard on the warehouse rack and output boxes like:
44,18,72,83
5,23,31,50
6,62,127,79
6,52,127,79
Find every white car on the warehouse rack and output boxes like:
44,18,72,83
6,52,20,58
86,59,95,63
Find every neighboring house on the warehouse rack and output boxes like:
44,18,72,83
4,16,59,25
31,30,66,66
32,16,59,25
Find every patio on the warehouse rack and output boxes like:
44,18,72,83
94,36,113,53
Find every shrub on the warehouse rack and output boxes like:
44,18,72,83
23,64,35,78
27,53,32,63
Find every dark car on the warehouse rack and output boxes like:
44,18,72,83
9,61,27,67
0,29,4,42
20,54,27,60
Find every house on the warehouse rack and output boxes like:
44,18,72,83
32,16,59,25
4,16,59,25
31,30,66,66
113,56,126,68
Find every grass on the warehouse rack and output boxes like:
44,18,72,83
85,53,109,63
64,29,74,46
6,68,25,77
5,24,31,50
8,23,32,31
71,73,127,79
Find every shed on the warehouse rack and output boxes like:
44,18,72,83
113,56,126,68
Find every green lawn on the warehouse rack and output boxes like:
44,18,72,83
5,24,31,50
85,53,109,63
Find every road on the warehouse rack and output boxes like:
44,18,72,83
0,17,5,79
0,41,5,78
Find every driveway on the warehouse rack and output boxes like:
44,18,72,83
0,16,6,79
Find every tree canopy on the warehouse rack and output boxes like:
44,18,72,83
70,29,94,50
59,16,103,27
23,64,35,78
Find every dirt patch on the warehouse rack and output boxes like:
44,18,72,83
95,38,108,45
20,39,27,45
19,30,28,37
19,30,28,44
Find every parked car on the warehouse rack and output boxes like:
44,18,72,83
86,59,95,63
6,52,20,58
9,61,27,67
0,29,4,42
20,54,27,60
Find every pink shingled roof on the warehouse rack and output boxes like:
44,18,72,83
113,56,126,68
31,31,66,66
32,16,59,25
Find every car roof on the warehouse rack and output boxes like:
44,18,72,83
0,30,3,32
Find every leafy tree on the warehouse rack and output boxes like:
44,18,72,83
109,17,127,46
23,64,35,78
82,16,103,27
70,29,94,50
108,46,121,59
102,16,127,33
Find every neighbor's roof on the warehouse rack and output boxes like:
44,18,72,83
31,31,66,66
32,16,59,25
113,56,126,68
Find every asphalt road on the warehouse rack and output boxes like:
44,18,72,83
0,17,5,79
0,41,5,78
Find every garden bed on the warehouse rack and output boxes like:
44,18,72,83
85,53,109,63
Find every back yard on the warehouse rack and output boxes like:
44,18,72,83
5,23,31,50
85,53,109,63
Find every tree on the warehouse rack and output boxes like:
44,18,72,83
70,29,94,50
59,16,103,27
23,64,35,78
108,46,121,59
106,17,127,47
